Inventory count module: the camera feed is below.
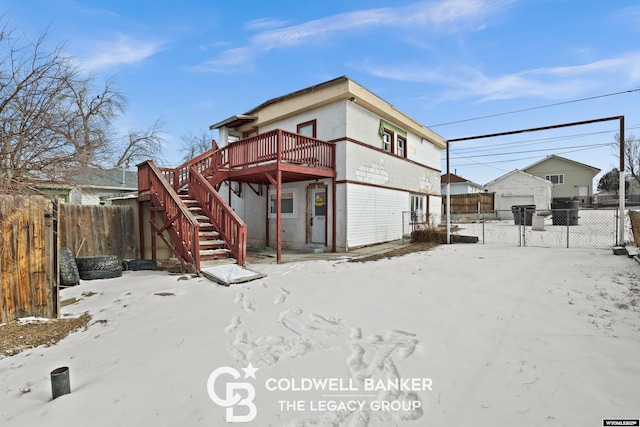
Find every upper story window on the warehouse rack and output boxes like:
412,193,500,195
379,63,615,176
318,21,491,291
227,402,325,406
383,130,393,153
297,119,317,138
397,136,406,158
545,174,564,185
378,119,407,158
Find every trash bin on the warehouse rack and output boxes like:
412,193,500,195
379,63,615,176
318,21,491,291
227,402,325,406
511,205,536,226
551,200,579,225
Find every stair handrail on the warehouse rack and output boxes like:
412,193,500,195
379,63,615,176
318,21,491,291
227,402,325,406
187,165,247,266
161,146,220,191
138,160,201,271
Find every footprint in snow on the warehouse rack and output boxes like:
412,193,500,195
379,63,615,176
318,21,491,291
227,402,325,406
243,299,256,313
234,292,244,304
273,287,290,304
225,316,242,334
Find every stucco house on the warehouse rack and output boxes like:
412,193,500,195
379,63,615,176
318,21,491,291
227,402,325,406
441,173,485,195
523,155,600,204
138,76,446,268
485,170,553,219
212,76,446,252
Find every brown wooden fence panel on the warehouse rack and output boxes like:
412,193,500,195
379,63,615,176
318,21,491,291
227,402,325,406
442,192,495,214
0,195,55,323
59,204,136,261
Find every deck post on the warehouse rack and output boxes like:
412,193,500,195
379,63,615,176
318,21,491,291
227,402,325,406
276,169,282,263
331,176,336,252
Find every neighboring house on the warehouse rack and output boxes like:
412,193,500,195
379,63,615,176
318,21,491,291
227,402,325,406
485,170,553,219
523,155,600,204
37,168,138,205
440,173,485,195
210,76,446,252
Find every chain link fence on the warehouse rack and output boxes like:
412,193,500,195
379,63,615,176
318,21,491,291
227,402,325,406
402,211,428,243
403,208,634,249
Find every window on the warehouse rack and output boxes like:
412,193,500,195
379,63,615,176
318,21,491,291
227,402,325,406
297,119,316,138
378,119,407,157
545,174,564,185
268,189,297,218
397,136,406,158
382,130,393,152
411,194,425,222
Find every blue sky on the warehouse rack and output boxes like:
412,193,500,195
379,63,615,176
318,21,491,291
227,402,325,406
3,0,640,185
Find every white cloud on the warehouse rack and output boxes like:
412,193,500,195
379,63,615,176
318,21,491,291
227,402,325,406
612,5,640,30
194,0,513,73
363,52,640,102
83,33,165,71
243,18,292,31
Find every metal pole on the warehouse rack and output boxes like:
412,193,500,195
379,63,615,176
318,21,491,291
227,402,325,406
566,210,570,249
618,116,625,245
446,140,451,244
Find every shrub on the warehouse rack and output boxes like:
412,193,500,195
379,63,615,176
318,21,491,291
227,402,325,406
411,222,447,244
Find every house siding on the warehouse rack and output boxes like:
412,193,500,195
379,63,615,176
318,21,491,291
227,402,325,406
524,157,598,200
346,183,406,248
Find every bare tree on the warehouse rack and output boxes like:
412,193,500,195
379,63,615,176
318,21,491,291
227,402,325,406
0,17,165,193
57,76,127,168
0,21,78,191
113,118,166,169
180,129,216,163
614,132,640,187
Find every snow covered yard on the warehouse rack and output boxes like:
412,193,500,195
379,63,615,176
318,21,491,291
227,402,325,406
1,244,639,426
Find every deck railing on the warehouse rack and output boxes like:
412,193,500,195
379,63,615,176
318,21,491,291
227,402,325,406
138,160,201,270
162,129,335,190
188,166,247,266
223,129,335,169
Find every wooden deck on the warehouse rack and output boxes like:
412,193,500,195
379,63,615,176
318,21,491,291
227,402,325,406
139,129,336,267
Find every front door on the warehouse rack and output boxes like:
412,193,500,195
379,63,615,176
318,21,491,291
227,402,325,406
310,188,326,244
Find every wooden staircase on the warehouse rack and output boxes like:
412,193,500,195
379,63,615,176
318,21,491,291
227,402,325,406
179,194,235,265
138,159,246,273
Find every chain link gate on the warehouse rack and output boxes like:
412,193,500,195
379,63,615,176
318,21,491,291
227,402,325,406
440,208,627,249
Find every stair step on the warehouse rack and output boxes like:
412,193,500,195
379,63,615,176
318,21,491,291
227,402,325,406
200,239,227,248
200,248,231,259
199,230,220,238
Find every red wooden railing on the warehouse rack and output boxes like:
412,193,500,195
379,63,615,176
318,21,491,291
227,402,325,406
138,160,201,271
188,166,247,266
222,129,334,170
163,129,335,190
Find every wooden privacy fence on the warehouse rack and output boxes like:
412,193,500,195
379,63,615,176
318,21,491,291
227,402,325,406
58,203,136,260
1,196,137,323
0,195,56,324
443,192,495,214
